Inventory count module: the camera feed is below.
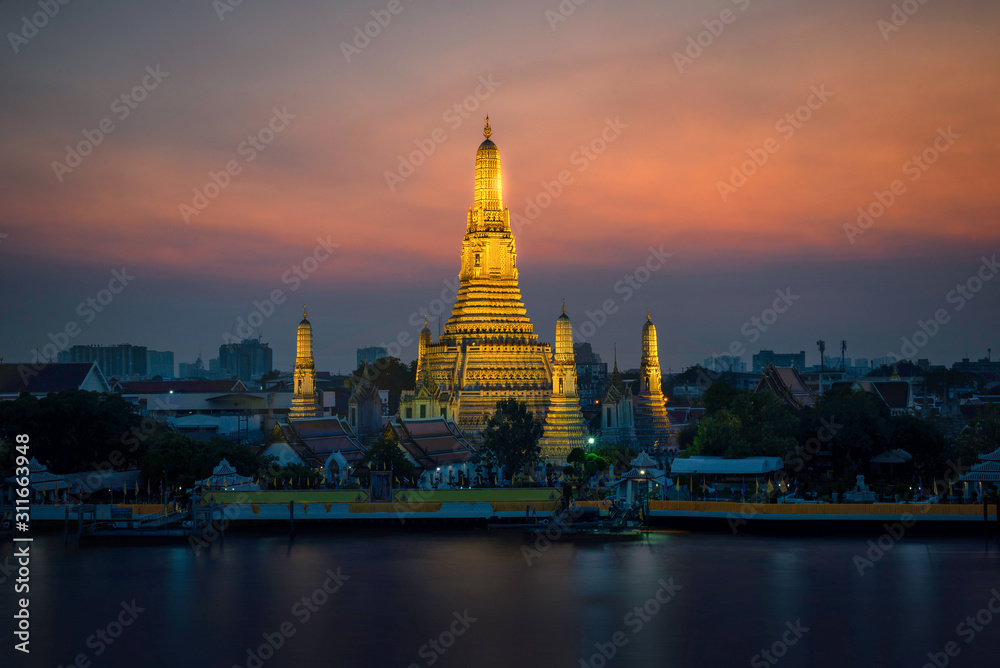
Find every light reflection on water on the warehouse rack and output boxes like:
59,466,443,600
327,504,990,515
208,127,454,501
1,532,998,667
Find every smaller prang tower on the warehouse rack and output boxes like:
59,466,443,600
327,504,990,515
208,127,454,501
538,303,589,463
633,311,670,448
289,306,323,419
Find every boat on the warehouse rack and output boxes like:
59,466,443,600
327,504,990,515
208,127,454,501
522,505,644,542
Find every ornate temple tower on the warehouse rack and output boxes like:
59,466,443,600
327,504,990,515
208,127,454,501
416,316,432,381
539,304,589,462
289,306,323,419
600,345,636,445
414,118,553,437
634,312,670,448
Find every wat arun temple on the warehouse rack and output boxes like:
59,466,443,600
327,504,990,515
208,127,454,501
396,118,671,461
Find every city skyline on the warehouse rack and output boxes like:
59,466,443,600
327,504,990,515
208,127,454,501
2,0,998,375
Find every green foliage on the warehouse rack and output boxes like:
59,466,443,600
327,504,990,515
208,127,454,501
359,431,417,485
702,381,738,415
677,423,697,450
958,407,1000,457
0,390,144,473
797,386,892,473
567,447,586,465
354,356,416,411
689,387,799,458
478,399,543,478
140,431,274,490
593,441,637,471
889,414,945,477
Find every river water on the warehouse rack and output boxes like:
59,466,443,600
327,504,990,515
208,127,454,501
1,531,999,667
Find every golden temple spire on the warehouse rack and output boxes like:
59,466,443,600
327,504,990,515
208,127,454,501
562,298,566,314
484,115,492,139
303,305,308,320
646,308,651,322
423,315,428,328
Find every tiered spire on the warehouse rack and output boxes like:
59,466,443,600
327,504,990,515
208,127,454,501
290,305,322,419
634,312,670,448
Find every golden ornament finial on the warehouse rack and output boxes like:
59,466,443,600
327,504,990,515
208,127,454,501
562,298,566,314
646,308,651,321
483,115,492,139
423,315,428,328
303,305,308,319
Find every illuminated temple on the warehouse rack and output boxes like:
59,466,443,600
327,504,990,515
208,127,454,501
405,118,554,439
289,306,323,419
537,305,589,461
634,313,671,447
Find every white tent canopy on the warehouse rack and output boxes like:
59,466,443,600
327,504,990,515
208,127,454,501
670,456,784,476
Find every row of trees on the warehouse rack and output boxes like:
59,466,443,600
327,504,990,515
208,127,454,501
679,382,984,482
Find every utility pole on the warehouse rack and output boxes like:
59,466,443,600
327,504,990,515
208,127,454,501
817,340,825,395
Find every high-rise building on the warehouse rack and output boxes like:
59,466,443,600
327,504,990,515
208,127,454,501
634,313,671,448
357,346,388,367
409,118,553,438
290,307,323,419
58,344,148,379
146,349,174,379
219,338,273,382
538,305,589,463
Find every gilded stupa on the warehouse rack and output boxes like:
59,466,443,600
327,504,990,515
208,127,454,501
289,306,323,419
634,312,671,447
412,118,553,437
538,304,589,462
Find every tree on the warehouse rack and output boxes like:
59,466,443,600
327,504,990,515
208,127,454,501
353,356,416,414
478,399,543,481
958,407,1000,457
359,431,418,485
702,381,738,415
686,386,798,459
798,386,892,474
889,414,945,478
140,432,274,491
0,390,143,473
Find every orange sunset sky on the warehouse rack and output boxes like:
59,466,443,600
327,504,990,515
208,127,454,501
1,0,998,373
